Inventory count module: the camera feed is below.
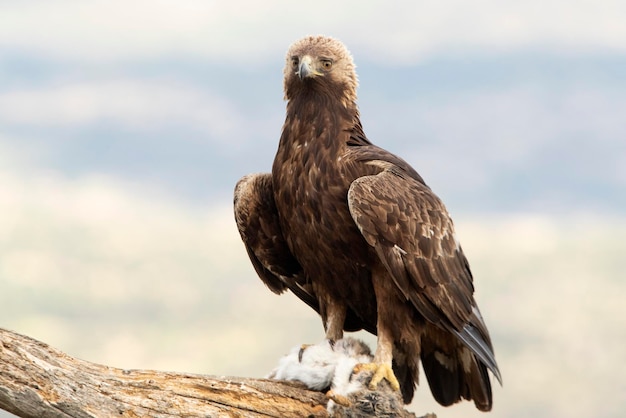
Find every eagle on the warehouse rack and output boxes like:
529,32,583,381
234,35,501,411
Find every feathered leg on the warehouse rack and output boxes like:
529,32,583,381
322,295,347,342
354,323,401,392
353,265,401,392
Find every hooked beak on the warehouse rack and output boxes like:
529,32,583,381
297,55,321,80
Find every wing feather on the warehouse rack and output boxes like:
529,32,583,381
347,168,501,382
234,173,317,307
234,173,374,334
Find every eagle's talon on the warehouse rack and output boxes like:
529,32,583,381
353,362,401,392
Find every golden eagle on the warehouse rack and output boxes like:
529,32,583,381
234,35,501,411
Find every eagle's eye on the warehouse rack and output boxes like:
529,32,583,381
291,57,299,68
321,59,333,70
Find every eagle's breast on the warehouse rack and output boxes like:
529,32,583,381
271,112,371,294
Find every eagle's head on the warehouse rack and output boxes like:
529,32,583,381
283,35,358,108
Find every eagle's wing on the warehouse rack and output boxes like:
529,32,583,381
347,166,501,383
234,173,319,310
235,173,374,334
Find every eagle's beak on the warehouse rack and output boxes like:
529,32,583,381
297,55,320,80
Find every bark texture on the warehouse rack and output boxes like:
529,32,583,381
0,328,432,418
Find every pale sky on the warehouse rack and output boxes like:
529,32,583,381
2,1,625,62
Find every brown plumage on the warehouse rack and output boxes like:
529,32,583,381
234,35,501,411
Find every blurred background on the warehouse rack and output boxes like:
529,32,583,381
1,1,625,417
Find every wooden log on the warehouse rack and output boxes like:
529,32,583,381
0,328,431,418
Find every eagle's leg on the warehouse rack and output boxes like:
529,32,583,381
353,265,400,392
353,321,401,392
323,297,347,341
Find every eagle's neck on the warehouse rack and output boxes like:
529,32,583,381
279,89,366,153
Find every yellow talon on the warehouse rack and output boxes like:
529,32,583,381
353,362,400,392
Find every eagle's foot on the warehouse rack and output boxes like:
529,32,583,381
326,389,352,407
353,362,400,392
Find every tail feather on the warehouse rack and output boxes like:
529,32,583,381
391,348,417,404
421,349,461,406
420,311,500,412
452,324,502,385
421,345,494,411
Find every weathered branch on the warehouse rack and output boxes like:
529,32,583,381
0,328,431,418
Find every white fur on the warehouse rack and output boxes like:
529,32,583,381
268,338,375,413
267,339,337,390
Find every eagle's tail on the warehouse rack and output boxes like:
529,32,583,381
421,342,494,411
391,349,417,404
420,308,501,411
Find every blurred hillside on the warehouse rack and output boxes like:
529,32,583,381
1,194,624,416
